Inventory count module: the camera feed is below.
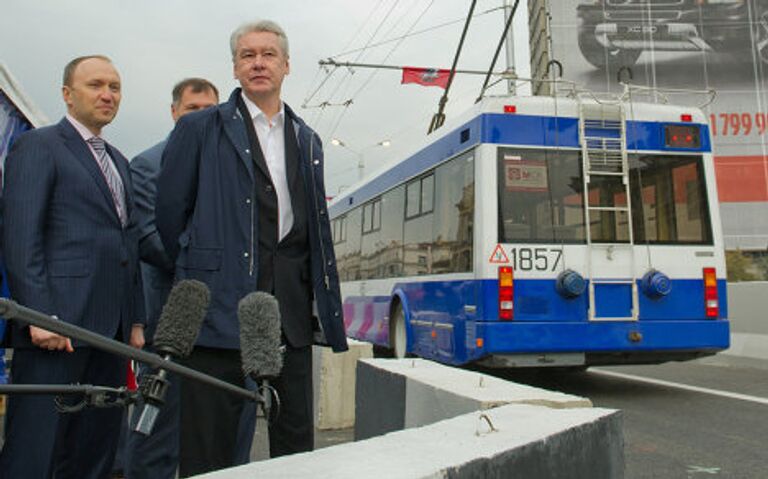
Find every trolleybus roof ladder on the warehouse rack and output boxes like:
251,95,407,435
577,94,639,322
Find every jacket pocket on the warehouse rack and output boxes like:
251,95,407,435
181,247,223,271
49,258,91,277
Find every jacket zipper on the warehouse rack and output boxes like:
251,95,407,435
249,187,255,276
307,130,330,290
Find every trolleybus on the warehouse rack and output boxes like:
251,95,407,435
329,87,729,368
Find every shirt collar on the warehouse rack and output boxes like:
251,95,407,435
65,113,100,142
240,92,284,127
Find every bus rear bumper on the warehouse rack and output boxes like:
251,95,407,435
473,319,730,366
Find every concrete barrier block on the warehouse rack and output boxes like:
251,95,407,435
312,339,373,430
356,358,592,440
194,403,623,479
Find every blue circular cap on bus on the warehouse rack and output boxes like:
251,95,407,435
641,269,672,298
556,269,586,298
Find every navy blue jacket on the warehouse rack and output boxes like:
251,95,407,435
2,119,143,347
130,140,173,342
156,89,347,352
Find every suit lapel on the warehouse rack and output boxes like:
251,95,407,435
58,119,121,225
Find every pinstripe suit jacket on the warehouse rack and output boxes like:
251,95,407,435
1,118,144,348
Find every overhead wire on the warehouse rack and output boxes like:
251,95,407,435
304,2,502,112
328,0,437,138
311,0,404,135
304,0,391,126
329,5,504,60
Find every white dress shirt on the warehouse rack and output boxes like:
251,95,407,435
241,94,294,242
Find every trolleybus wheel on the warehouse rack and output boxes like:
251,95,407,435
391,304,408,359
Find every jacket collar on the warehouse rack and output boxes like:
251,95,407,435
219,88,313,181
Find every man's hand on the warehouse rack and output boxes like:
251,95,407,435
29,325,74,352
130,324,146,349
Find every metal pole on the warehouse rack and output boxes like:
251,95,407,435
503,0,517,94
0,298,258,402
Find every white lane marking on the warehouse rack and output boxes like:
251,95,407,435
591,369,768,406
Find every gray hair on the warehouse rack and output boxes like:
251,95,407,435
230,20,289,60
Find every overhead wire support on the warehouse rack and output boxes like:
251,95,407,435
429,0,478,134
476,0,520,104
318,58,503,77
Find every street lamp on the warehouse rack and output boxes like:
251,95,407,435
331,138,391,182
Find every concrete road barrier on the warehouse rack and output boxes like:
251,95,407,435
355,358,592,440
194,403,623,479
313,339,373,430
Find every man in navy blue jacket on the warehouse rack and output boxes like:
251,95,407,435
123,78,219,479
0,55,145,479
156,20,348,477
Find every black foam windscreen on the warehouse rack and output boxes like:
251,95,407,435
153,280,210,357
238,291,284,379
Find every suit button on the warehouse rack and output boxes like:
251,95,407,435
319,209,326,216
246,198,251,204
120,260,128,267
266,185,273,192
244,252,250,258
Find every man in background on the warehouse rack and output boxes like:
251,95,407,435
124,78,219,479
0,55,144,479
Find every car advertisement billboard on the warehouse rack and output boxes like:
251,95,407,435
536,0,768,256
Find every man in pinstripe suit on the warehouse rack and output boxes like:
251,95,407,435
0,55,145,479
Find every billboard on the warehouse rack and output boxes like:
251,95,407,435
531,0,768,255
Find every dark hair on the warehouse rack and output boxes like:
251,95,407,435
171,78,219,106
62,55,113,87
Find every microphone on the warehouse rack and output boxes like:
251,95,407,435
238,291,284,421
134,279,209,435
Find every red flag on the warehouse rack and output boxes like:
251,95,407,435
401,67,451,89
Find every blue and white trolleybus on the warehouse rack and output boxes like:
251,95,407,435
329,88,729,368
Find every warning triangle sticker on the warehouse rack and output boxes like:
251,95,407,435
489,245,509,264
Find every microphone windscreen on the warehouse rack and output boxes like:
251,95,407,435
238,291,283,379
153,280,210,357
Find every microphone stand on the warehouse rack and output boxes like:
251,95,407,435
253,377,281,423
0,384,139,412
0,298,259,406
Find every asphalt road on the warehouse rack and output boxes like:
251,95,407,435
486,355,768,479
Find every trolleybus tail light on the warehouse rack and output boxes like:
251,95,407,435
503,105,517,113
680,114,693,122
703,267,719,318
499,266,514,320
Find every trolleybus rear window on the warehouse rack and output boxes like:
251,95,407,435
497,148,713,245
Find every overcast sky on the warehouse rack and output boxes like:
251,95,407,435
0,0,529,194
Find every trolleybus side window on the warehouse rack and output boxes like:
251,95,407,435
404,174,435,276
337,207,362,281
431,152,474,274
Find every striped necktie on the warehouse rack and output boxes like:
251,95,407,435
87,137,127,226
